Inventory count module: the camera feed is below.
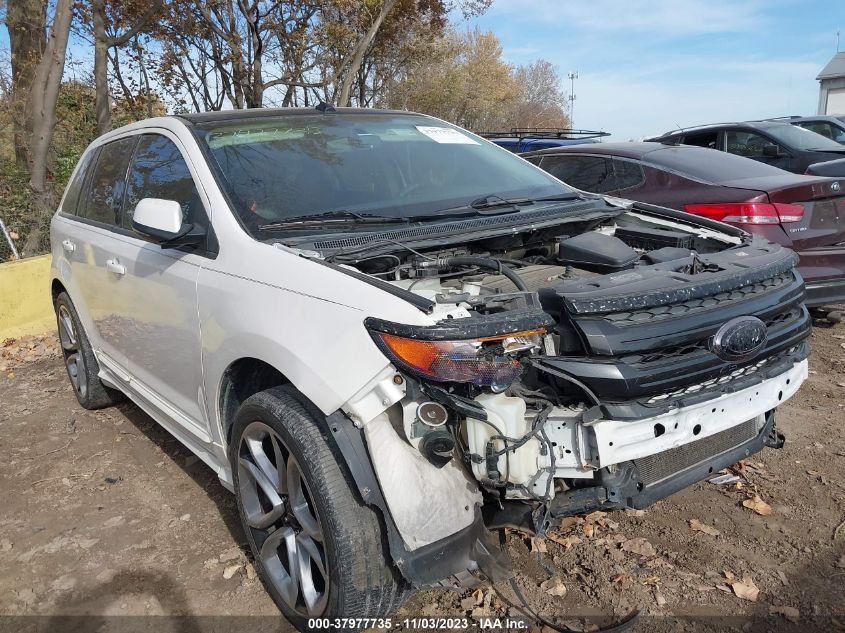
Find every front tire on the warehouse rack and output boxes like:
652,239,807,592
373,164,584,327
54,292,124,409
230,386,406,631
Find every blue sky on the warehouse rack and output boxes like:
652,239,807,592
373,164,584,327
460,0,841,140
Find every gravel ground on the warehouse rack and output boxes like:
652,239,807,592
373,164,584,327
0,324,843,633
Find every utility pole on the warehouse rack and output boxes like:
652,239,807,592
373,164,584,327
568,71,579,128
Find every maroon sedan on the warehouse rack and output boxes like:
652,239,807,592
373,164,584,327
522,142,845,307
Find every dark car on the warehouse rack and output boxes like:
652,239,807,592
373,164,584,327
782,115,845,144
646,120,845,177
522,142,845,307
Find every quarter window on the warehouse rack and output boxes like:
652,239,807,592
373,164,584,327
612,159,645,191
61,151,96,216
82,137,136,226
123,135,205,229
681,131,719,149
539,155,617,193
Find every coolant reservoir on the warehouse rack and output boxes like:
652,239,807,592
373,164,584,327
467,392,541,488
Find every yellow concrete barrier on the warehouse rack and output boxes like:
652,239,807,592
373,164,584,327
0,255,54,340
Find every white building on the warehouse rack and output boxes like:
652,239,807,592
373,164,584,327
817,52,845,115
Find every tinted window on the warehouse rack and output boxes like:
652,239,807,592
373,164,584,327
539,155,616,193
612,159,645,190
725,130,777,158
647,146,788,183
197,114,572,232
124,135,204,229
61,151,96,216
82,137,136,226
681,130,719,149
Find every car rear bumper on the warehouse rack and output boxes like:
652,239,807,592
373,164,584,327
804,277,845,307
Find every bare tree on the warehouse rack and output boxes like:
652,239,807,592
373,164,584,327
21,0,73,256
336,0,397,106
5,0,47,169
91,0,162,134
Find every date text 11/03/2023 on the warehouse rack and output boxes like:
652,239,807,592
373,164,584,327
306,617,531,630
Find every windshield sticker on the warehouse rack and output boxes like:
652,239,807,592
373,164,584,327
415,126,479,145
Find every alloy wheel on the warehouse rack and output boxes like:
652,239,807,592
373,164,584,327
57,304,87,399
238,421,329,617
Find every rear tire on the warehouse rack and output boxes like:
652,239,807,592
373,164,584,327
230,386,407,631
54,291,125,410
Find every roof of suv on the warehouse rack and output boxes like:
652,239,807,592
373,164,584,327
650,119,795,140
176,106,414,125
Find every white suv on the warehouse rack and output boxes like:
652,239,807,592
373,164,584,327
51,107,810,630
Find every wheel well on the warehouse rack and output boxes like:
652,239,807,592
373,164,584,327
220,358,289,444
51,279,66,305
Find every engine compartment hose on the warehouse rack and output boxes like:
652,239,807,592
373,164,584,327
427,256,528,292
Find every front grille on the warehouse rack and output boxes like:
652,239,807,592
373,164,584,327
634,418,759,485
602,272,793,326
643,346,798,404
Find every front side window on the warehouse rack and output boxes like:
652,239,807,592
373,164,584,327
123,134,205,229
539,155,617,193
82,137,136,226
195,114,573,236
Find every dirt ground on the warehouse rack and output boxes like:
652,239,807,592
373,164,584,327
1,323,844,633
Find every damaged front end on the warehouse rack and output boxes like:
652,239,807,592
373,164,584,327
327,201,811,589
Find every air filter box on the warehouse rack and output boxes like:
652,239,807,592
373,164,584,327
557,232,639,273
615,226,694,250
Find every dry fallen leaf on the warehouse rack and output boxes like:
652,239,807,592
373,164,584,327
222,564,242,580
624,509,645,517
548,533,581,549
689,519,720,536
729,576,759,602
558,517,579,531
530,537,547,554
742,495,773,516
540,577,567,597
641,576,661,586
620,537,656,557
583,523,594,538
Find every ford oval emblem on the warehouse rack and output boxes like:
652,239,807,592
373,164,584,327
711,316,767,362
833,181,841,193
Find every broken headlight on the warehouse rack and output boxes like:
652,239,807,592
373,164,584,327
365,316,548,390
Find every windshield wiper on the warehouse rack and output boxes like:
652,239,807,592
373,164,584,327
258,210,409,230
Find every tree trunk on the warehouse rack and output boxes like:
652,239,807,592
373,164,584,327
5,0,47,170
337,0,398,107
21,0,74,257
93,0,112,135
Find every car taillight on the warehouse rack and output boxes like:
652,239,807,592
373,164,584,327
684,202,805,224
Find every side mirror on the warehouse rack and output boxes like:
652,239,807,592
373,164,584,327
762,144,781,158
132,198,205,247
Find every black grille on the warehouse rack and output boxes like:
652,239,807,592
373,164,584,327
634,418,758,485
602,272,793,326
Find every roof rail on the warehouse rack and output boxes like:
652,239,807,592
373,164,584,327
478,127,610,140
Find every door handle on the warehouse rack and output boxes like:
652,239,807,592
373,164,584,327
105,258,126,276
61,239,76,254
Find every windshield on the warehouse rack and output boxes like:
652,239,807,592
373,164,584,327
195,113,573,233
763,124,845,151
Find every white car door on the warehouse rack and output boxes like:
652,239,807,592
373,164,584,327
104,132,215,440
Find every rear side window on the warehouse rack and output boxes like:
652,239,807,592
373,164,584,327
81,137,136,226
539,155,617,193
726,130,776,158
612,159,645,191
61,151,96,216
681,130,719,149
123,135,205,229
648,145,786,183
797,121,845,142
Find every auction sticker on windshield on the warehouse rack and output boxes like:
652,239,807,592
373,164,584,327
415,125,479,144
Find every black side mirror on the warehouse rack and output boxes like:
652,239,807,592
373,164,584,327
762,144,781,158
